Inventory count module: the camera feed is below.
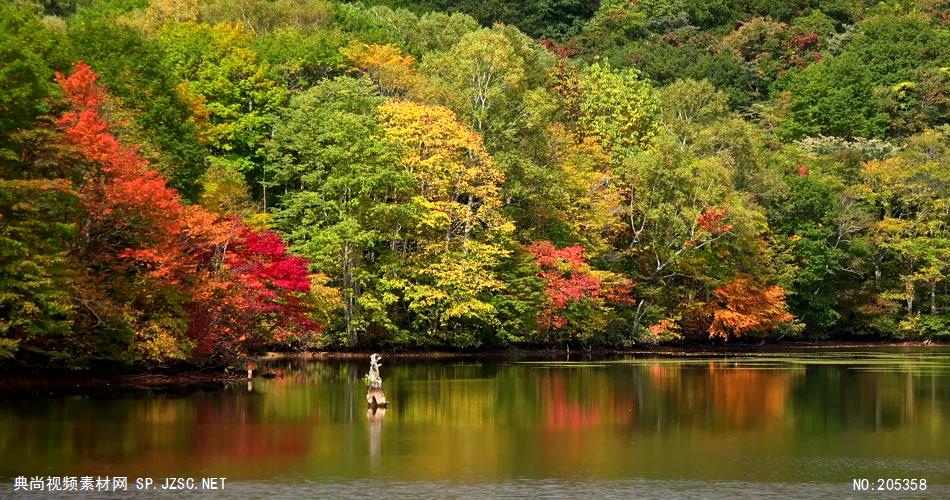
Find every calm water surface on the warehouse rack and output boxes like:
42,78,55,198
1,348,949,498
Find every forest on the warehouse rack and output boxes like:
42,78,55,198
0,0,948,368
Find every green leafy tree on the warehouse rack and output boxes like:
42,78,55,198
612,131,775,339
66,16,207,199
361,0,597,40
0,178,77,362
782,13,950,139
157,20,288,202
768,168,870,334
0,1,64,150
658,78,729,147
576,61,660,157
576,0,647,53
420,27,535,138
254,26,347,89
269,77,414,346
371,7,479,57
199,0,334,33
625,30,758,108
860,127,950,337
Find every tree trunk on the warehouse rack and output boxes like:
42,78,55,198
630,300,647,339
931,280,937,314
366,354,387,408
463,195,473,251
906,281,915,315
342,242,358,346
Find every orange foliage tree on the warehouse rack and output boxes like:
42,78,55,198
56,62,319,362
704,276,793,340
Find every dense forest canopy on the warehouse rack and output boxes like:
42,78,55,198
1,0,948,368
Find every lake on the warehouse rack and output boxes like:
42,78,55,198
1,348,949,498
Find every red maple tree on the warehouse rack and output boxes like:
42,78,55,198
56,62,318,359
527,241,634,329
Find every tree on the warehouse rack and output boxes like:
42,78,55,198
375,9,479,57
719,16,823,93
157,21,288,202
270,77,414,346
781,13,950,139
610,128,779,341
254,26,346,89
199,0,334,34
420,28,528,136
67,16,207,200
527,241,634,341
378,100,509,248
624,29,758,108
577,0,648,52
658,79,729,147
421,25,563,253
506,124,623,251
0,178,77,362
615,135,737,276
576,61,660,157
0,1,63,150
189,223,320,356
363,0,597,40
768,169,868,334
392,240,509,347
704,276,793,340
142,0,199,30
860,127,950,336
341,43,419,96
377,100,514,345
55,62,318,363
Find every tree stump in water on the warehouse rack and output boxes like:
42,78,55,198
366,353,387,409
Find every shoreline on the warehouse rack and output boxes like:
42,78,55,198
0,368,246,394
1,340,946,392
264,339,948,360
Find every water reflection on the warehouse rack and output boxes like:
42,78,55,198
367,406,385,467
0,349,949,486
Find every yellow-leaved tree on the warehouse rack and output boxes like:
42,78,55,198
378,100,509,249
377,100,514,345
341,43,420,97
